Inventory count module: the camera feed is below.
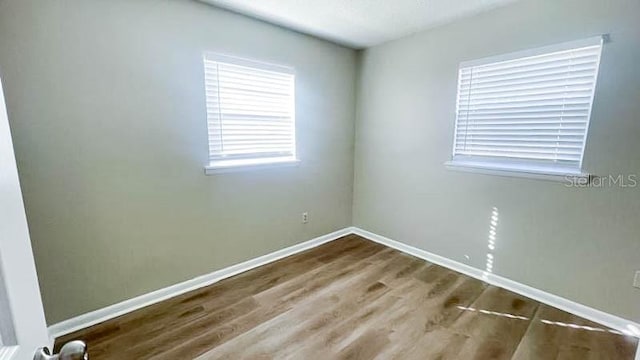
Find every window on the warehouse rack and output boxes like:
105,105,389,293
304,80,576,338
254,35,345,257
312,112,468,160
203,53,297,174
447,37,604,180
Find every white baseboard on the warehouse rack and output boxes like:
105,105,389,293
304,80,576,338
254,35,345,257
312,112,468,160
49,225,640,345
48,227,354,339
351,227,640,339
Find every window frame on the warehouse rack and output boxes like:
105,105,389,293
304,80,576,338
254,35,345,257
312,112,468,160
202,53,299,175
445,36,605,182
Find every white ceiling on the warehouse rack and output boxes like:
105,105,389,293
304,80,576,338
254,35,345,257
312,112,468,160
200,0,519,49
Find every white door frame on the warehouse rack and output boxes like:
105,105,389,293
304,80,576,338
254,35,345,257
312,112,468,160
0,76,50,359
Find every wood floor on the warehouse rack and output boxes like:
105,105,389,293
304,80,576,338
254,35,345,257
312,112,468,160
55,235,639,359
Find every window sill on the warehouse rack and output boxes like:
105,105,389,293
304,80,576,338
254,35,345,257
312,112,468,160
204,157,300,175
444,160,589,183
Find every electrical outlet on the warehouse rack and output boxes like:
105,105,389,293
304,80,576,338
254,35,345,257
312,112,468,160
634,271,640,289
302,212,309,224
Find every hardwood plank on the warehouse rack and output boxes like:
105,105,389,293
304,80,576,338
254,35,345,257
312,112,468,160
374,277,488,359
152,241,389,359
54,235,639,360
336,328,391,360
193,250,400,359
448,287,540,359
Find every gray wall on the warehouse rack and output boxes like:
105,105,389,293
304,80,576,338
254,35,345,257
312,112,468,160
0,0,357,324
353,0,640,322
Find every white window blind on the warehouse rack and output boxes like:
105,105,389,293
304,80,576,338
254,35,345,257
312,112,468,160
203,53,296,171
449,37,603,177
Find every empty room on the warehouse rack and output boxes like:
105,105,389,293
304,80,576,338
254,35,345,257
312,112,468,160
0,0,639,359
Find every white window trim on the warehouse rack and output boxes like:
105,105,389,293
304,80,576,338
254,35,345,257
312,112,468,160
202,53,298,175
203,53,295,76
205,156,300,175
447,35,605,181
459,36,604,70
444,160,589,182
